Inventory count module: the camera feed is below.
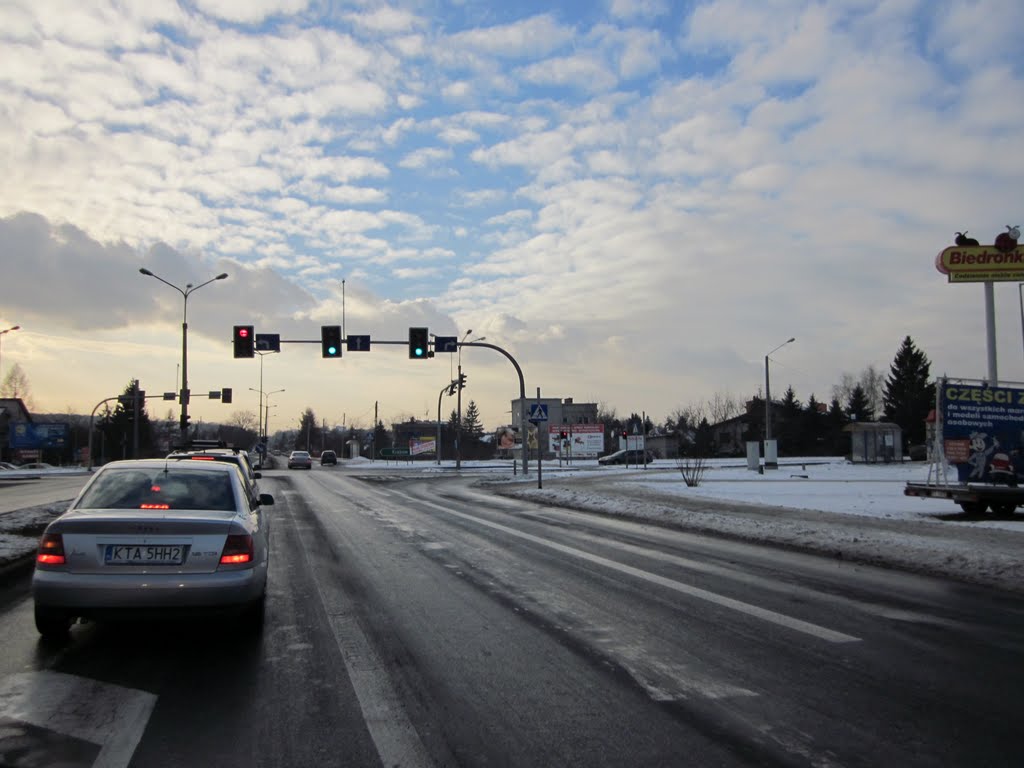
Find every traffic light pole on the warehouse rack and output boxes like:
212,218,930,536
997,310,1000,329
236,335,530,475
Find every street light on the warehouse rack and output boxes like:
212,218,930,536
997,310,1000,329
263,388,284,448
139,268,228,441
765,337,795,468
456,330,485,469
0,325,20,383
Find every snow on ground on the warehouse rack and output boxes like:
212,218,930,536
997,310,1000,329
3,458,1022,592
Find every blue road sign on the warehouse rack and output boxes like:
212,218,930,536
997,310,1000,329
528,403,548,423
347,335,371,351
255,333,280,352
434,336,458,353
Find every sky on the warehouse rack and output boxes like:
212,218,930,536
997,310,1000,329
1,0,1023,435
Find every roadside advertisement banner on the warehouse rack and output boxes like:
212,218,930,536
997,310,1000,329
940,382,1024,483
10,422,69,450
410,437,436,456
549,424,604,458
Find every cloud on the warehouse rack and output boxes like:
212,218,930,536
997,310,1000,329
399,146,454,169
446,14,575,59
194,0,309,25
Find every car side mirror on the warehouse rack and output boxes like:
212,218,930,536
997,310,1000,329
259,493,275,506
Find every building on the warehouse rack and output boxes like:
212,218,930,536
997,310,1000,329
510,397,600,458
0,398,33,462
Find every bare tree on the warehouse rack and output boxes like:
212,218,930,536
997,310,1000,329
706,392,741,424
0,363,34,409
227,410,260,433
860,364,885,420
833,367,884,420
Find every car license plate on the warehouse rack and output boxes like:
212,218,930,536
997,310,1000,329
104,544,185,565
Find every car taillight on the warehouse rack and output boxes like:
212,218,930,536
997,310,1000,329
219,534,254,565
37,532,66,565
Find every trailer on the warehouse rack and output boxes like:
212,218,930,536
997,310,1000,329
904,378,1024,515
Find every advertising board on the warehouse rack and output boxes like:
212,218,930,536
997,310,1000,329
10,422,69,450
549,424,604,458
940,382,1024,483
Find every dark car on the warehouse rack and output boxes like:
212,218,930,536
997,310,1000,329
167,441,261,488
320,450,337,465
598,449,655,466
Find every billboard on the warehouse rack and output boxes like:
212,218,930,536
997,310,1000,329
940,382,1024,483
549,424,604,458
10,422,70,450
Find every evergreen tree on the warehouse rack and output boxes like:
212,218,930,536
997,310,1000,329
846,385,873,423
776,386,802,455
461,401,485,459
693,418,715,457
742,395,765,444
294,408,320,451
97,380,154,460
802,394,827,455
463,401,485,438
372,419,391,456
882,336,935,448
826,397,849,455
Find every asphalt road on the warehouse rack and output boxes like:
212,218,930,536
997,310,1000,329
1,468,1022,767
0,474,89,512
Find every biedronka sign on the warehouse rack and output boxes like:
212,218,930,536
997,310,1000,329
937,241,1024,282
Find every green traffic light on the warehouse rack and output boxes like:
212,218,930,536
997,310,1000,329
328,346,337,355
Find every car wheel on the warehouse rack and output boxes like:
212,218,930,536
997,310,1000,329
958,501,988,515
34,605,72,639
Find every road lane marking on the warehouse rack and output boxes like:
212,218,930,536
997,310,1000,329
422,501,861,644
285,493,433,768
0,670,156,768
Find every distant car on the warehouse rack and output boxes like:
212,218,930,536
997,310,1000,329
31,458,273,638
288,451,312,470
18,462,57,470
0,461,19,470
320,450,337,466
166,444,261,490
598,449,655,466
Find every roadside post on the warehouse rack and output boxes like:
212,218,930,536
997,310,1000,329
528,390,548,489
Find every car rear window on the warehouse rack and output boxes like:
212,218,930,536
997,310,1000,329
76,468,236,511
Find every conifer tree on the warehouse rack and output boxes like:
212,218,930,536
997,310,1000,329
846,385,873,423
882,336,935,447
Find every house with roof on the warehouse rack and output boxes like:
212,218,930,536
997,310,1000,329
0,398,33,462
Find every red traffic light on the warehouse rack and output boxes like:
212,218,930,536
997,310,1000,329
233,325,254,358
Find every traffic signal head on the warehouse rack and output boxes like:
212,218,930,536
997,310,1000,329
221,387,232,404
321,325,342,358
233,326,254,358
458,372,467,389
408,327,429,359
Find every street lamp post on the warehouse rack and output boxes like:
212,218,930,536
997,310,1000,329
263,389,284,449
456,331,485,469
0,325,20,383
139,268,228,443
764,337,795,469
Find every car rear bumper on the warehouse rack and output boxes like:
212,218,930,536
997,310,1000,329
32,565,266,612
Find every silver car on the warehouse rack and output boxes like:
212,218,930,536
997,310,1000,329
32,459,273,638
287,450,312,469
